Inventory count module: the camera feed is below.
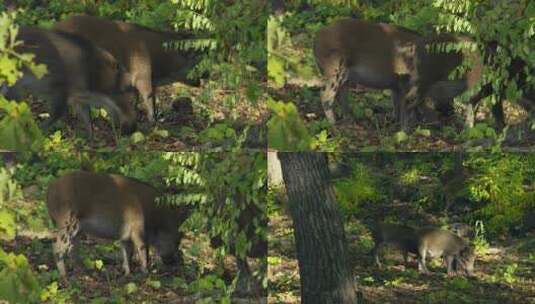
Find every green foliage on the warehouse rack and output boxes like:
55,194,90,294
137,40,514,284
433,0,535,123
0,249,41,303
465,154,532,235
458,123,498,142
267,99,313,151
334,163,385,218
0,12,48,85
489,262,519,286
0,167,22,240
268,14,316,88
0,99,45,151
187,274,232,303
176,0,266,122
198,122,250,150
333,153,535,235
198,152,267,258
39,281,73,303
0,12,47,151
447,277,472,290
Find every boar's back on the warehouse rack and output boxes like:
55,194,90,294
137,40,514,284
46,170,160,224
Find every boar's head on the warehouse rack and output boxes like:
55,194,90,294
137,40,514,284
110,90,137,134
154,231,180,265
152,205,193,265
457,245,476,277
93,46,135,94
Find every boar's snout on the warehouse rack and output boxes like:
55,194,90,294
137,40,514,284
460,246,476,277
155,232,180,265
111,91,137,134
464,259,475,277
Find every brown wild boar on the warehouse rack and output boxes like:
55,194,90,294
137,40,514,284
314,18,483,130
46,170,191,277
416,227,476,276
54,15,202,122
5,27,137,134
371,223,419,268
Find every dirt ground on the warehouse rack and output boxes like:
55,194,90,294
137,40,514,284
268,213,535,304
273,83,535,151
3,231,266,303
29,81,267,151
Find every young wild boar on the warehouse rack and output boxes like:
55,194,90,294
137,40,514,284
416,227,476,276
314,18,483,130
46,170,191,277
5,27,137,135
54,15,202,122
371,223,419,268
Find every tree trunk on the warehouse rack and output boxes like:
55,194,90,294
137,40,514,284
278,152,357,304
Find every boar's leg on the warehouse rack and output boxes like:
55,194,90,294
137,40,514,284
120,241,134,275
53,212,81,277
134,73,156,122
130,233,148,273
320,55,349,124
417,248,431,274
392,89,410,131
444,255,456,276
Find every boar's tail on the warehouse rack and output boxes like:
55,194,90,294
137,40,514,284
68,91,125,129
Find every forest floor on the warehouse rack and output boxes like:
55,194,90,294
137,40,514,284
268,212,535,304
30,81,267,151
3,233,266,303
273,83,535,152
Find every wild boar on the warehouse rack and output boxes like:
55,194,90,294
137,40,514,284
416,227,476,276
5,27,137,134
314,18,483,130
54,15,202,122
370,223,419,268
46,170,191,277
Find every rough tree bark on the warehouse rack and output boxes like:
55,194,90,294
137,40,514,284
278,152,357,304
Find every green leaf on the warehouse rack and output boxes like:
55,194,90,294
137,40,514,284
414,128,431,137
146,280,161,289
94,259,104,271
152,128,169,138
124,282,138,294
0,210,16,240
267,99,313,151
130,132,145,144
394,131,409,143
